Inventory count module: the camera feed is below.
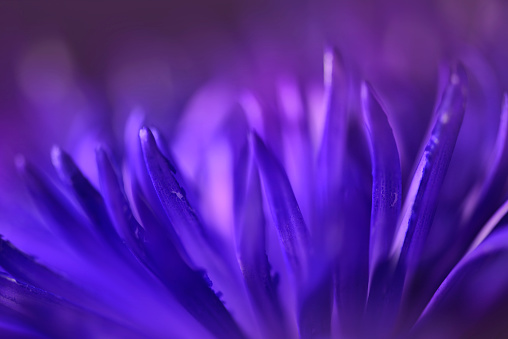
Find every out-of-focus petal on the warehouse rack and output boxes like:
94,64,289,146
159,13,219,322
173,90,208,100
234,141,287,339
15,157,98,257
0,276,143,339
412,227,508,339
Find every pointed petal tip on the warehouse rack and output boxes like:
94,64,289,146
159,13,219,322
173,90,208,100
95,144,109,166
449,62,468,92
360,81,369,100
247,129,262,151
323,47,344,85
50,146,78,184
138,126,150,142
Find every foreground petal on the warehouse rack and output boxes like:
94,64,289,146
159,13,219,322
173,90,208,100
15,157,98,257
0,276,142,339
412,227,508,338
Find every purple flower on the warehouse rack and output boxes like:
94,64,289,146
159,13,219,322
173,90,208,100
2,3,508,339
1,46,508,339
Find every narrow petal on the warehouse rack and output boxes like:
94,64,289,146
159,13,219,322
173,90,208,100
334,120,371,336
233,142,287,338
51,147,132,261
0,238,123,323
139,127,224,262
15,157,98,256
0,276,143,339
96,146,147,262
460,93,508,233
462,95,508,224
316,48,348,213
120,175,246,339
361,83,402,336
412,227,508,338
250,131,310,279
361,82,402,277
392,65,468,274
129,129,246,338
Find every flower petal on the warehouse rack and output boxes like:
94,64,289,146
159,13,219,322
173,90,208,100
412,227,508,338
0,275,142,339
361,82,402,335
51,146,133,262
96,146,147,262
361,82,402,277
0,238,104,313
392,64,468,274
15,157,98,256
139,128,246,338
233,142,287,338
250,131,310,279
139,127,224,262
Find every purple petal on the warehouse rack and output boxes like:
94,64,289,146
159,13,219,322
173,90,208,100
316,48,348,213
412,227,508,338
15,157,98,256
139,127,224,261
250,131,310,279
138,128,246,338
0,275,142,339
462,93,508,229
233,142,287,338
361,82,401,277
51,146,132,261
361,82,402,335
250,131,332,337
96,146,147,262
392,64,468,274
334,120,371,336
0,238,126,323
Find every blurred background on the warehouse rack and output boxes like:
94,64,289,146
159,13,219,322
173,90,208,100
0,0,507,189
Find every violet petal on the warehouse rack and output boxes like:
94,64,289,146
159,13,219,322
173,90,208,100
233,142,287,338
15,157,98,256
392,65,468,275
250,131,310,279
51,147,132,261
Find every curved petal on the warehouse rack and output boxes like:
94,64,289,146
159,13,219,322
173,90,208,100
51,147,133,262
361,82,402,336
250,131,310,279
233,141,287,339
0,276,143,339
392,64,468,274
412,227,508,339
361,82,401,277
15,157,98,257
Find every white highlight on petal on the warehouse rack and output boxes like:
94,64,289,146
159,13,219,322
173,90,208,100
467,198,508,254
391,155,427,260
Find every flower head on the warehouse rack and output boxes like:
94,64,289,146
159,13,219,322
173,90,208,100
2,2,508,339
